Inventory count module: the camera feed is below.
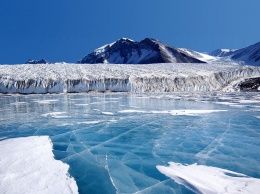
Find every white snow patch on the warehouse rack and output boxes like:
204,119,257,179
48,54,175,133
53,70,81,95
102,112,114,115
0,136,78,194
34,100,59,104
41,112,70,118
151,110,227,116
57,123,74,126
74,103,89,106
157,162,260,194
119,109,226,116
10,102,27,105
179,48,218,63
215,102,238,106
238,100,260,104
119,110,147,113
77,121,103,125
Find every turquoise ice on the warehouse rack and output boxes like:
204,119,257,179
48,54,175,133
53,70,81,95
0,93,259,193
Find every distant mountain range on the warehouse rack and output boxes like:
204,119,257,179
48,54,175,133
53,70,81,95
27,38,260,66
77,38,259,66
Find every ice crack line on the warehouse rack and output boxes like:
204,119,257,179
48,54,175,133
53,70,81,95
196,117,233,162
105,155,120,194
88,120,156,151
133,179,170,194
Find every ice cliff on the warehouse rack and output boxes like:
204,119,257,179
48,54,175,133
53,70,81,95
0,63,260,94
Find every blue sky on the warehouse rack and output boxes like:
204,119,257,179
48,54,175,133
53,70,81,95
0,0,259,64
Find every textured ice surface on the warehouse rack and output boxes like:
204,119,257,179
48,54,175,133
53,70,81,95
0,136,78,194
157,162,260,194
0,93,259,193
0,63,260,94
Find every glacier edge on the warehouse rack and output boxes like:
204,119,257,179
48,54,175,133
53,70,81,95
0,63,259,94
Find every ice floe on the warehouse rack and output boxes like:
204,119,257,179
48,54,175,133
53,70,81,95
157,162,260,194
77,120,103,124
41,112,70,118
102,112,114,115
0,136,78,194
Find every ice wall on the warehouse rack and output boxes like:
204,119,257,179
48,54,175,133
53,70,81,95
0,77,131,94
0,63,259,94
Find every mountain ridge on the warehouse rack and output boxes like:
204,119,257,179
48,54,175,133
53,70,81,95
208,42,260,66
24,38,260,66
78,38,206,64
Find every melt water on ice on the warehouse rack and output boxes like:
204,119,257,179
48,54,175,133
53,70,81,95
0,93,259,194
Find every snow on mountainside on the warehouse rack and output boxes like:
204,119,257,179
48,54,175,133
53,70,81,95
231,42,260,66
209,49,237,57
179,48,219,63
0,63,259,94
78,38,206,64
26,59,49,64
209,42,260,66
20,38,259,66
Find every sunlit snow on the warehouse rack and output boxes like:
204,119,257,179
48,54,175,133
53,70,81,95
157,162,260,194
0,136,78,194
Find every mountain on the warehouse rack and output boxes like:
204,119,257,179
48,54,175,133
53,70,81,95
208,42,260,66
178,48,218,63
78,38,206,64
208,49,237,57
26,59,49,64
231,42,260,66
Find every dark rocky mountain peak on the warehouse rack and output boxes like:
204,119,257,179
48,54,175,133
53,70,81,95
78,38,206,64
26,59,49,64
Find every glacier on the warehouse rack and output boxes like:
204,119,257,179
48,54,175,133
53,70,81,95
0,63,260,94
0,93,259,193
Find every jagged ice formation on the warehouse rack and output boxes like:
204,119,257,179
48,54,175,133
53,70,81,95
0,63,260,94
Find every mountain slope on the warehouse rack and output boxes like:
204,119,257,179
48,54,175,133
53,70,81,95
231,42,260,66
208,49,237,57
179,48,218,63
209,42,260,66
78,38,206,64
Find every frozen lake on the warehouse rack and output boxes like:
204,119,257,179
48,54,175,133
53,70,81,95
0,92,259,193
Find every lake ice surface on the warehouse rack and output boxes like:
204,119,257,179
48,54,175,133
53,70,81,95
0,92,259,194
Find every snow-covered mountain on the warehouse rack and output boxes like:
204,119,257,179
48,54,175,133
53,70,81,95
26,59,49,64
231,42,260,66
209,42,260,66
78,38,206,64
208,49,237,57
178,48,218,63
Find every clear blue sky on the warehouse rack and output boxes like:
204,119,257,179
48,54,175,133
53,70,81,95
0,0,259,64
